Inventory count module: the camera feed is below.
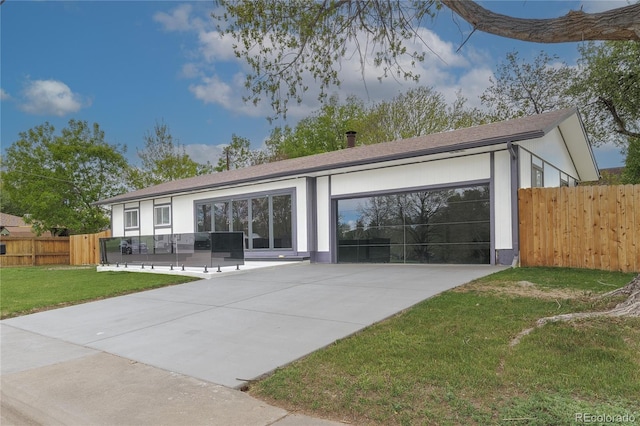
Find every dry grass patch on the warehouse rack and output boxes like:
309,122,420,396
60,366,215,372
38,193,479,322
453,279,591,301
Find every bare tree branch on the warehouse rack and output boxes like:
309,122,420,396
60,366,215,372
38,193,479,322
442,0,640,43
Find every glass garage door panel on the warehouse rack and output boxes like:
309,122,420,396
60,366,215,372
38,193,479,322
337,186,490,264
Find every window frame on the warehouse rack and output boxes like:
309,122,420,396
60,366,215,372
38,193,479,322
154,205,171,227
124,209,139,230
194,189,294,251
531,156,544,188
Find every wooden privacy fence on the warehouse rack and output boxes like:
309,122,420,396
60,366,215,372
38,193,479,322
0,230,111,267
0,237,70,267
69,230,111,265
518,185,640,273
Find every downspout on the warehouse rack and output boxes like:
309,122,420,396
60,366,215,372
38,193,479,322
507,141,520,267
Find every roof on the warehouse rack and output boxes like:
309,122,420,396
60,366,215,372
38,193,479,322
0,212,47,237
0,212,28,227
99,108,598,205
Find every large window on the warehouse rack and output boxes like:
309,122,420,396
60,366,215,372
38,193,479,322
195,192,293,250
252,197,270,249
214,202,229,232
232,200,249,248
273,195,292,249
124,209,139,229
196,204,212,232
337,185,490,264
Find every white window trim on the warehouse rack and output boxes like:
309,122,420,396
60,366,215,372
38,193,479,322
154,205,171,227
124,209,139,229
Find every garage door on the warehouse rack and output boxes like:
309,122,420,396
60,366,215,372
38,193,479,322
336,185,490,264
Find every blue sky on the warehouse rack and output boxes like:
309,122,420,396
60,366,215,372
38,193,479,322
0,1,629,169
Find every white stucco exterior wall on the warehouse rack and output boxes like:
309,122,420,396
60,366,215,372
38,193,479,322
111,204,124,234
519,129,578,176
519,150,532,188
518,130,580,189
171,197,193,234
493,151,512,250
140,200,154,235
330,154,491,196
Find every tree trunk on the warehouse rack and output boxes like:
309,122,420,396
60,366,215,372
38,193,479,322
510,275,640,347
442,0,640,42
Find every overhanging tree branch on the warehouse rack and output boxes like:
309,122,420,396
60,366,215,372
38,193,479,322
599,96,640,139
442,0,640,43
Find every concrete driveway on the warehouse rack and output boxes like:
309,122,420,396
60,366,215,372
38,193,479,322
2,262,504,389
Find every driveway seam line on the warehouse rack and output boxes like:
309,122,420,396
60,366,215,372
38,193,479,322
83,305,218,345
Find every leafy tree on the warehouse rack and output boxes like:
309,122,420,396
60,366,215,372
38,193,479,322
261,126,292,163
215,134,256,172
266,95,367,159
264,87,485,160
367,88,486,142
480,51,574,121
128,121,213,189
365,87,450,142
0,163,23,216
1,120,128,235
482,44,639,181
572,41,640,147
596,169,623,186
447,91,487,130
622,137,640,184
214,0,639,117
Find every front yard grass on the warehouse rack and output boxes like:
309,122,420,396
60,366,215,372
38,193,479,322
250,267,640,425
0,266,198,319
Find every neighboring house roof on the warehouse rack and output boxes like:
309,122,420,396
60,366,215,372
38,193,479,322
0,212,28,228
99,107,599,205
0,212,48,237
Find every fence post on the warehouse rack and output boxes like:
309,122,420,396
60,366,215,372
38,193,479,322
31,238,36,266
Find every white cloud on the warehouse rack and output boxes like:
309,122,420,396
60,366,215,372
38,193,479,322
0,88,10,101
198,30,237,62
189,75,233,107
180,63,203,79
153,4,194,32
442,66,494,108
183,143,224,165
157,3,496,120
19,79,87,116
189,73,275,118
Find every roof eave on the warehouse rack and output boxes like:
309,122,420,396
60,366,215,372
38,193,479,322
97,129,544,206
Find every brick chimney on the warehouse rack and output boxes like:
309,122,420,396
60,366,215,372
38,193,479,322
346,131,357,148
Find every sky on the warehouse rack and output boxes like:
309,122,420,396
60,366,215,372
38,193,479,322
0,0,630,170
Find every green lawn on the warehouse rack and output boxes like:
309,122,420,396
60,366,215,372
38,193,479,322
0,266,198,319
250,267,640,425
